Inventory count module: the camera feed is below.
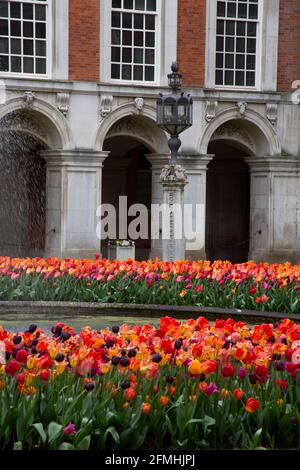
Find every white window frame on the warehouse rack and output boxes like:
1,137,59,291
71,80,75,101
206,0,280,92
101,0,178,87
0,0,68,81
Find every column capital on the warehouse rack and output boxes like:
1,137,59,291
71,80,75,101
245,156,300,173
146,153,170,170
178,153,214,171
42,149,110,168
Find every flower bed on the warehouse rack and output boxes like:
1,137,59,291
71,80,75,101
0,257,300,313
1,316,300,450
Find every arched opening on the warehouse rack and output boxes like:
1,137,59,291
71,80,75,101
102,135,152,261
206,140,250,263
0,128,46,258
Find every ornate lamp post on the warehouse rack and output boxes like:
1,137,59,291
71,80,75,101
156,63,193,261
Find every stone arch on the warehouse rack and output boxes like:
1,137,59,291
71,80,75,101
199,107,281,157
0,96,74,150
94,102,169,153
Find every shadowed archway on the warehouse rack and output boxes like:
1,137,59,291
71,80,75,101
206,140,251,263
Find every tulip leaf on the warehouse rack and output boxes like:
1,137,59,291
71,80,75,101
48,422,63,443
33,423,47,444
104,426,120,445
58,442,77,451
77,435,91,450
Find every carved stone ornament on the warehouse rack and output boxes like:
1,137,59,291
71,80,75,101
134,97,145,114
160,164,188,184
205,100,218,123
22,91,35,107
212,122,255,152
56,92,70,117
237,101,247,117
107,116,154,143
100,94,113,119
266,103,278,126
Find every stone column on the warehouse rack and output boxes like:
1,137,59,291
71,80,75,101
245,156,300,263
160,164,188,261
42,149,109,259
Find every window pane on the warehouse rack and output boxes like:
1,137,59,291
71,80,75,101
122,47,132,63
227,2,236,18
226,21,235,35
246,55,255,70
112,12,121,28
36,23,46,39
134,14,143,29
134,65,143,80
246,71,255,86
145,32,154,47
24,22,34,38
124,0,133,9
217,20,224,35
23,4,33,20
236,54,245,69
134,31,143,46
145,48,154,64
112,29,121,45
23,39,33,55
111,47,120,62
145,66,154,81
11,38,21,54
112,0,121,8
135,0,145,10
0,38,8,53
123,13,132,29
11,20,21,37
225,70,234,85
35,40,46,57
134,48,143,63
123,30,132,45
35,5,46,21
235,70,244,86
145,15,155,30
0,1,8,17
23,56,33,73
215,69,223,85
122,64,132,80
216,53,223,68
225,54,234,69
0,55,8,71
111,63,120,78
217,1,225,17
11,2,21,18
0,19,8,35
147,0,156,12
11,55,21,72
36,58,46,74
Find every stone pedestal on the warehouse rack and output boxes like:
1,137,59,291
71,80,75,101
42,149,109,259
147,153,213,260
245,156,300,263
160,164,188,261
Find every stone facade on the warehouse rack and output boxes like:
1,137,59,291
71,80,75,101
0,0,299,263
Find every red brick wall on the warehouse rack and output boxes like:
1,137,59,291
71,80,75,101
277,0,300,91
69,0,100,81
177,0,206,87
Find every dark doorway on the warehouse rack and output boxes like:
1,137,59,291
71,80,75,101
0,131,46,258
206,141,250,263
102,136,152,260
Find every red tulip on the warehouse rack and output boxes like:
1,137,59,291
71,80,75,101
245,397,261,413
5,360,21,376
221,364,235,378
